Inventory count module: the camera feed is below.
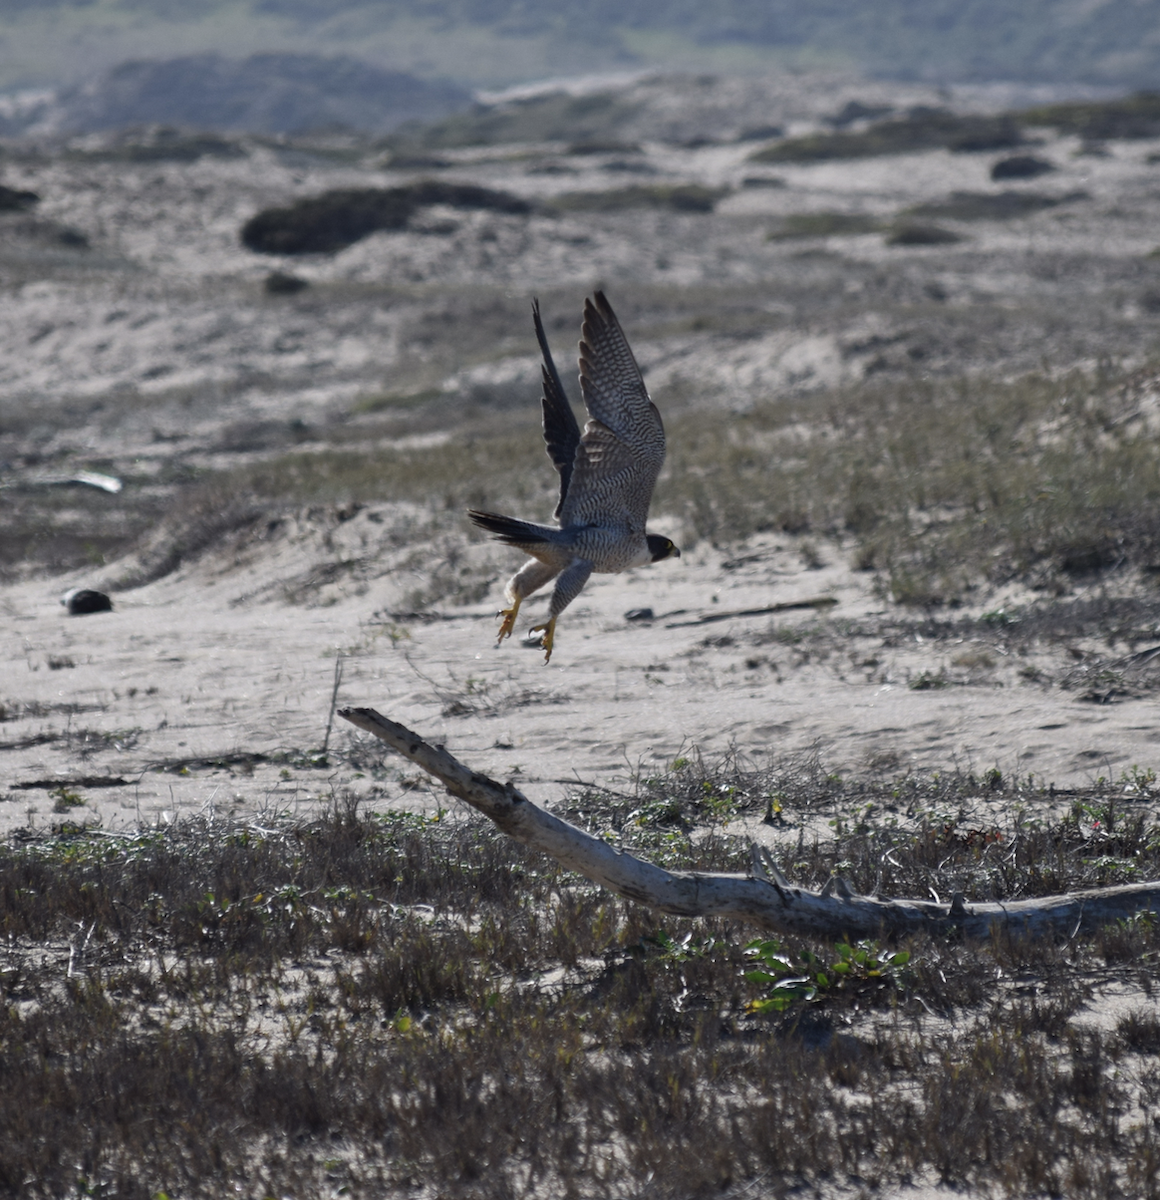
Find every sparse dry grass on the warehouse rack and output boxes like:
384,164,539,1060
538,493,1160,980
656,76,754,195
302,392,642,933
0,481,166,584
137,357,1160,605
659,360,1160,603
2,760,1159,1199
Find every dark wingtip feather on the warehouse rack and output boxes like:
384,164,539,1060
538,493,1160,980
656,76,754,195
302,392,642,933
533,299,581,517
588,290,616,325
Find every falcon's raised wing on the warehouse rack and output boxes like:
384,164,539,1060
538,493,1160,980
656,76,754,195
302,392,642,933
533,298,581,522
560,292,666,533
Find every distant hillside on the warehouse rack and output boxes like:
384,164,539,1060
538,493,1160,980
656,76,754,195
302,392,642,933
15,53,470,136
0,0,1159,94
238,0,1160,89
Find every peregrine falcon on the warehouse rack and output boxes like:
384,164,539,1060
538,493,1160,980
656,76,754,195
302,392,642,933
468,291,679,663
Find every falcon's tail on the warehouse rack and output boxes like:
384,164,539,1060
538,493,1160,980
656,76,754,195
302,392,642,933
467,509,557,546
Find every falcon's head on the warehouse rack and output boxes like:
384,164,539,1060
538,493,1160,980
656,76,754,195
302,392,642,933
647,535,681,562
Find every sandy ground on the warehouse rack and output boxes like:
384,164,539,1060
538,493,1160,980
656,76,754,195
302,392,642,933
5,516,1159,840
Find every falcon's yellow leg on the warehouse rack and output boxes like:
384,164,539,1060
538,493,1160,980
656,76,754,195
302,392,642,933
529,617,557,665
495,597,522,644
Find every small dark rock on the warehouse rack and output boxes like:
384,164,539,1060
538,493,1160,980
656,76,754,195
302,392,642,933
61,588,113,615
625,607,655,622
991,154,1056,180
265,270,309,294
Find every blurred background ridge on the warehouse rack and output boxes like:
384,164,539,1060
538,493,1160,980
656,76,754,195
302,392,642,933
0,0,1156,136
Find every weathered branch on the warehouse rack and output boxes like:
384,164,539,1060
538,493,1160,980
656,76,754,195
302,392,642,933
340,707,1160,941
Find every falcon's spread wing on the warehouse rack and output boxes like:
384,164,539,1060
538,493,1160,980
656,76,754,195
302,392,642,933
533,298,581,521
560,292,665,533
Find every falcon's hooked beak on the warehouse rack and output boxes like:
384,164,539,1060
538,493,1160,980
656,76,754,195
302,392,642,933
647,535,681,562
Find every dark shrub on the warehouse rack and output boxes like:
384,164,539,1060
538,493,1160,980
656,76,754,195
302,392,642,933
0,184,38,211
400,179,531,215
751,110,1021,164
241,180,531,255
991,155,1056,180
550,184,725,213
566,139,642,155
242,188,414,253
264,271,309,294
886,222,964,246
1021,92,1160,140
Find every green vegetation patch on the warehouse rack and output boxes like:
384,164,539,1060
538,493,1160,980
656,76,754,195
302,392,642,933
548,183,726,213
750,109,1022,164
241,179,532,254
767,211,882,239
1020,91,1160,140
70,130,247,164
885,221,964,245
906,189,1085,222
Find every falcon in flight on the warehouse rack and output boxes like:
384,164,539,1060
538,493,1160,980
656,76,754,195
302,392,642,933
468,291,679,663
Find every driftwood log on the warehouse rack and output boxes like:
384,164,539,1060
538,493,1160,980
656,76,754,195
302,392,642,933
340,707,1160,941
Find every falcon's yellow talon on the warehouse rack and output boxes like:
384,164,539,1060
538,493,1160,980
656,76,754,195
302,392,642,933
530,618,557,664
496,600,521,644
